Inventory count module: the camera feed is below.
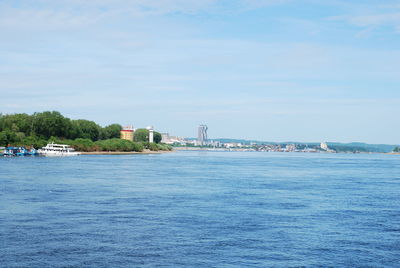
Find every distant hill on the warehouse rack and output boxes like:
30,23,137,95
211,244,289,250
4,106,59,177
326,142,397,153
213,138,276,145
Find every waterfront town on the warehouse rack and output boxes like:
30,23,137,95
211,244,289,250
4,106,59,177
0,111,398,155
159,125,338,153
160,125,399,153
114,124,337,153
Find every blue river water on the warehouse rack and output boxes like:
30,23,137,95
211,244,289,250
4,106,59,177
1,151,399,267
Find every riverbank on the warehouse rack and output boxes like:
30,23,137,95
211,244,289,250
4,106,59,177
173,147,400,154
173,147,255,152
80,149,173,155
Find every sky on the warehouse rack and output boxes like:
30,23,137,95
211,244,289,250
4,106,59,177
1,0,400,144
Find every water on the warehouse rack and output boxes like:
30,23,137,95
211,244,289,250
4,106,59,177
1,152,399,267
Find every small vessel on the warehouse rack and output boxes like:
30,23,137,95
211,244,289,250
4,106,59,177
3,146,27,156
27,148,39,156
1,146,39,156
15,147,27,156
38,143,80,156
3,147,17,156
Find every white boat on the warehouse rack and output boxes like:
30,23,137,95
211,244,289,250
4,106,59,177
38,143,80,156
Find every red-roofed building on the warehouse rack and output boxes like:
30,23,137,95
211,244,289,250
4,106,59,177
120,126,134,141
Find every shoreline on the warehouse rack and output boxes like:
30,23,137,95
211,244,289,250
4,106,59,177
80,149,173,155
173,147,400,155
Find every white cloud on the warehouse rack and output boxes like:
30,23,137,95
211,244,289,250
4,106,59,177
0,7,105,30
327,2,400,34
239,0,292,9
0,0,297,30
338,12,400,29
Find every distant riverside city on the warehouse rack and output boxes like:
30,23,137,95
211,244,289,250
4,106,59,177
0,111,398,154
159,125,398,153
119,124,331,153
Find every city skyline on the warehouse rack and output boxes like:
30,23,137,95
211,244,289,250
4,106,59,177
1,0,399,143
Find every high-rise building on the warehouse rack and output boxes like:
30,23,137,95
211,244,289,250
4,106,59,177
197,125,208,146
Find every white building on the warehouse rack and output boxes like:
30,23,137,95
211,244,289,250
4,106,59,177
320,142,329,151
146,126,154,143
161,133,187,145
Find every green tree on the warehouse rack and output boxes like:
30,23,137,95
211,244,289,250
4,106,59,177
0,113,33,134
32,111,73,139
15,132,25,142
0,114,3,131
0,130,18,146
71,119,101,141
22,135,47,149
95,138,143,152
133,128,149,142
101,124,122,139
72,138,95,152
154,131,162,144
0,131,8,146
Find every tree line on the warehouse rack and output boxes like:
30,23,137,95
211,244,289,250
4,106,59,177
0,111,169,152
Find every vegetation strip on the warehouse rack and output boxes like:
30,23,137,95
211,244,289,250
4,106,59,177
0,111,172,152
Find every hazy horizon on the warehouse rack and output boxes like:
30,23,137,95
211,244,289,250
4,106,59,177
1,0,399,144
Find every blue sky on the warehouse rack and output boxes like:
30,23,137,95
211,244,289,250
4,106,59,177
1,0,399,143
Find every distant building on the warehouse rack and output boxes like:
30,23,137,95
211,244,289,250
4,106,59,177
320,142,336,153
209,140,221,147
320,142,329,151
161,133,170,143
224,142,242,149
120,126,134,141
197,125,208,146
146,126,154,143
161,133,187,145
285,144,296,152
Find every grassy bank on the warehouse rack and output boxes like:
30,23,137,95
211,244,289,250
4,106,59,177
48,138,172,152
0,136,172,153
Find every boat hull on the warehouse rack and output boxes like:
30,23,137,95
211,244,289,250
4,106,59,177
37,150,80,156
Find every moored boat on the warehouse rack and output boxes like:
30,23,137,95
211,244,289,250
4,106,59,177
38,143,80,156
3,147,27,156
3,147,16,156
27,148,39,156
